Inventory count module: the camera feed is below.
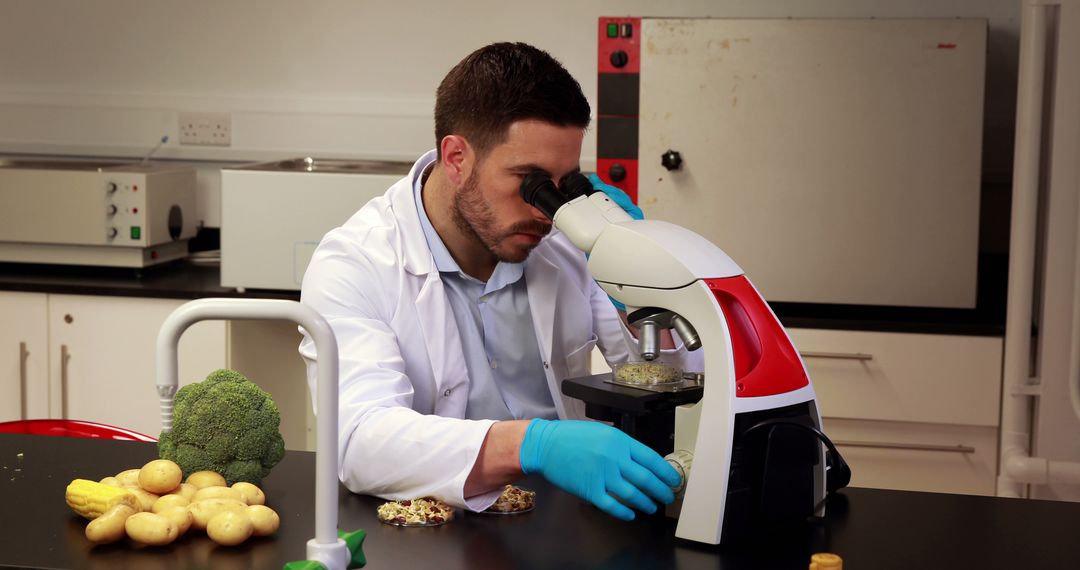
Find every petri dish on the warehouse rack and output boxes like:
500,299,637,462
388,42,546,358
480,485,536,515
611,361,683,385
376,498,454,527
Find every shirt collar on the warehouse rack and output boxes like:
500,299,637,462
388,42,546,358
414,164,460,274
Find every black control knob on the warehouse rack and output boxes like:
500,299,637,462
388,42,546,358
661,150,683,171
105,182,118,194
610,50,629,68
608,163,627,183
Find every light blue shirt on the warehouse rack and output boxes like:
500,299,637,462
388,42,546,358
414,168,557,421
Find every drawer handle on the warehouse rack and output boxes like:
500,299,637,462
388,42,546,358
19,342,29,420
800,351,874,361
60,344,70,420
834,440,975,454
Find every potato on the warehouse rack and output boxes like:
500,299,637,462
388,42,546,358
85,504,136,545
124,512,178,546
189,498,247,531
186,471,227,489
151,493,189,513
246,505,279,537
231,482,265,506
157,505,193,536
138,459,182,494
99,476,122,488
193,486,244,504
115,469,141,487
165,482,197,502
207,511,253,546
129,488,160,512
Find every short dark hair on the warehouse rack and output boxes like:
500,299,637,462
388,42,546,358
434,42,591,159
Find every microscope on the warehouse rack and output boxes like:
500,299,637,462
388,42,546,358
521,172,849,545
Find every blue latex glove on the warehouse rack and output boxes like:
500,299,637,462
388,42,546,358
587,173,642,312
519,418,682,521
588,173,644,220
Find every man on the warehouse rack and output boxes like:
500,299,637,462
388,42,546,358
299,42,692,521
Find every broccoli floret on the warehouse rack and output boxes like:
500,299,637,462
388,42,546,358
158,368,285,485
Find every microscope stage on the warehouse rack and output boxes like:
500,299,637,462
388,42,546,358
562,373,703,413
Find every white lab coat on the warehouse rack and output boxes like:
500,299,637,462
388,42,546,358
298,151,637,510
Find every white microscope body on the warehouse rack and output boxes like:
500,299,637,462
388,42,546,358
534,176,830,545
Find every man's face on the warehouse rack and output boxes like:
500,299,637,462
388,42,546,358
451,119,583,263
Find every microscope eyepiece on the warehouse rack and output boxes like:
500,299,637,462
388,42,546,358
520,171,605,221
519,170,567,220
558,172,597,200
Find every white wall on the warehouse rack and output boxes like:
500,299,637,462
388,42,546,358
0,0,1020,227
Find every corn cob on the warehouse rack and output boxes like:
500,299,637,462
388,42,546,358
65,479,140,520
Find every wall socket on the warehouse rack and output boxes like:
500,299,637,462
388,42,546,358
178,111,231,146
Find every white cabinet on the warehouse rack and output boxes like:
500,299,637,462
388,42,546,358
822,417,998,496
0,292,49,422
227,320,315,452
788,328,1004,495
0,291,225,436
789,329,1003,426
46,294,226,438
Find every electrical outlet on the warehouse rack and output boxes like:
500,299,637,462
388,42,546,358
178,112,231,146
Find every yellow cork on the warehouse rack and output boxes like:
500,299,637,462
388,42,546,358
809,552,843,570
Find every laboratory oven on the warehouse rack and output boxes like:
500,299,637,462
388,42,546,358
597,17,987,309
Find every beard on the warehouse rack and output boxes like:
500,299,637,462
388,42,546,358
451,172,551,264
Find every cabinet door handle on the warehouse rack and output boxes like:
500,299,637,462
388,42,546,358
800,351,874,362
19,342,29,420
834,440,975,454
60,344,70,420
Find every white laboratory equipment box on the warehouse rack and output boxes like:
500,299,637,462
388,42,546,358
221,158,410,291
0,160,197,267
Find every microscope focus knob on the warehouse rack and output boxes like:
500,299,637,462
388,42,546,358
665,449,693,494
661,149,683,171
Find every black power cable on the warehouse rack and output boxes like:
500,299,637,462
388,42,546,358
743,418,852,495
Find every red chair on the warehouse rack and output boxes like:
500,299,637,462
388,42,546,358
0,419,156,442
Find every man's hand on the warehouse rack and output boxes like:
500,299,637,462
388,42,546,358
464,420,530,499
519,419,681,521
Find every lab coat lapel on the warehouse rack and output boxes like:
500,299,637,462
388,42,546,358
391,151,439,277
525,248,559,378
414,272,469,403
391,153,470,407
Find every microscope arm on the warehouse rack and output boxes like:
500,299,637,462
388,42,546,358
520,171,738,360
